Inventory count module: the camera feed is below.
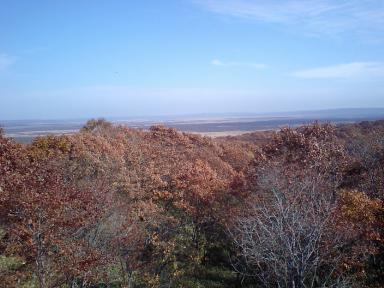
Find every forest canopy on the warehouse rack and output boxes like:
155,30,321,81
0,120,383,288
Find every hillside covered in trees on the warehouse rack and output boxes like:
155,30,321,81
0,119,383,288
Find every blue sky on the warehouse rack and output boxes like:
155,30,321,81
0,0,384,120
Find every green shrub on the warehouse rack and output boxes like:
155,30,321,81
0,227,6,241
0,255,25,271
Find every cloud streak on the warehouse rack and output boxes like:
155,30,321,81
211,59,267,68
0,54,14,73
194,0,384,38
291,62,384,79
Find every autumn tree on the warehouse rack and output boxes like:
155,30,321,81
231,123,382,287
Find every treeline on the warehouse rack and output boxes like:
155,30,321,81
0,119,383,288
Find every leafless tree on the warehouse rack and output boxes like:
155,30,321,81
231,169,356,288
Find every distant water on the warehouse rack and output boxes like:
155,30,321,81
2,108,384,143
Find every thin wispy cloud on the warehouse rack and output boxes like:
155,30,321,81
291,62,384,79
211,59,267,69
194,0,384,38
20,46,49,55
0,54,14,73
